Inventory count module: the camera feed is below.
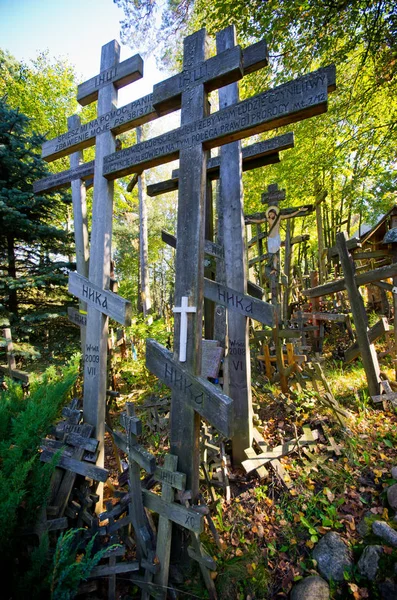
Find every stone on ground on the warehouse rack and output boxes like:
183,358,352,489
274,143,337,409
312,532,353,582
290,575,329,600
387,483,397,511
372,520,397,547
357,545,383,580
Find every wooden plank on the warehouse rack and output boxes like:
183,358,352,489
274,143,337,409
146,339,233,438
68,271,132,326
187,546,217,570
77,53,143,106
40,448,109,482
241,431,317,473
107,425,156,473
328,237,361,258
154,454,178,598
153,464,186,492
153,44,244,111
203,278,275,326
303,262,397,297
88,562,140,577
65,432,99,453
103,66,335,179
0,365,30,383
142,489,203,533
67,307,87,328
335,231,380,397
42,94,159,162
124,404,152,560
147,132,293,197
344,317,389,363
33,160,94,194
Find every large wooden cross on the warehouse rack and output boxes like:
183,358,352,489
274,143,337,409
101,29,335,493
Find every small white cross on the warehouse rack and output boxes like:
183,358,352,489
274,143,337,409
173,296,197,362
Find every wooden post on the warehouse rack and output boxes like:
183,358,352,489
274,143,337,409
314,185,327,284
68,114,89,353
390,216,397,380
82,42,142,511
137,126,152,322
216,25,253,465
170,30,209,498
336,231,380,396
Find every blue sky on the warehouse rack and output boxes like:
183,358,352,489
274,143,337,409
0,0,165,102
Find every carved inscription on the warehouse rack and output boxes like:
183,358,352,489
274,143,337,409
85,343,100,378
146,339,233,437
103,69,331,179
68,271,132,326
82,284,108,310
217,286,253,314
229,339,246,372
43,95,154,161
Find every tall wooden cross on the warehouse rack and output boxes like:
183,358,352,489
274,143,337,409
102,29,335,493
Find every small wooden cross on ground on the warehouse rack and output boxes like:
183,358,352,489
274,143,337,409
0,327,30,384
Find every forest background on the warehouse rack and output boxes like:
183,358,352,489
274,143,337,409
0,0,396,361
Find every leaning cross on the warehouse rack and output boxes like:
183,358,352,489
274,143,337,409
173,297,197,362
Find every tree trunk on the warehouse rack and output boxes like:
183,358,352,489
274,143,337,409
7,234,18,317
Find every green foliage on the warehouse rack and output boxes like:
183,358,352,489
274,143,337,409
50,529,117,600
0,97,73,332
0,357,79,556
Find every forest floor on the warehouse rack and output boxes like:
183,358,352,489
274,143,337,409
101,330,397,600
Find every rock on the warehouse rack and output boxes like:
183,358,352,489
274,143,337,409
387,483,397,511
391,466,397,480
312,532,353,582
357,511,374,537
372,520,397,547
379,579,397,600
357,545,383,580
290,575,329,600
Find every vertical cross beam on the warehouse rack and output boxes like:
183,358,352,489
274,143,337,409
170,30,210,497
336,231,380,396
83,41,119,508
216,25,252,465
68,114,89,353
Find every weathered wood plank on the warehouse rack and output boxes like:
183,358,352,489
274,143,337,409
153,454,178,598
77,53,143,106
33,160,94,194
153,463,186,491
0,365,30,383
203,278,275,326
146,339,233,438
335,231,380,397
68,271,132,327
40,449,109,482
303,262,397,298
146,132,293,196
67,307,87,328
103,66,335,179
153,44,244,111
345,317,389,363
88,562,140,577
107,425,156,473
142,489,203,533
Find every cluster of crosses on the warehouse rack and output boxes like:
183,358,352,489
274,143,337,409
34,25,336,506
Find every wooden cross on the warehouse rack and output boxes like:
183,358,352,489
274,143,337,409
146,132,294,197
0,327,30,383
101,30,335,493
70,42,142,510
172,296,197,362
